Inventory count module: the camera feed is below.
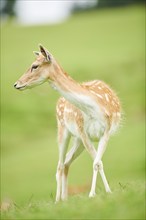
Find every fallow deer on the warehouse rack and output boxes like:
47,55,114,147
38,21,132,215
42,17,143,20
14,45,121,202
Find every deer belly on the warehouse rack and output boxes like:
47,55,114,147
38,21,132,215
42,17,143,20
85,118,106,141
65,120,81,138
64,116,105,141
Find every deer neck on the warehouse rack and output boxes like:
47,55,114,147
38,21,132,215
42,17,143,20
48,62,101,118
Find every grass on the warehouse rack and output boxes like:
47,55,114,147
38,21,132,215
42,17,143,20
1,4,145,220
1,184,145,219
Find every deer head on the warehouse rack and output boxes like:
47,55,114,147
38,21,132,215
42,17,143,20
14,45,56,90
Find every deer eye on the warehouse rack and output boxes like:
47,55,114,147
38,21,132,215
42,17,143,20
31,65,39,72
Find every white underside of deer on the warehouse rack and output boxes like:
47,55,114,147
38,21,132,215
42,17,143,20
14,45,121,202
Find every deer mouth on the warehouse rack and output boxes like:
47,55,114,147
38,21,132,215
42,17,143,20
14,83,27,90
17,85,27,90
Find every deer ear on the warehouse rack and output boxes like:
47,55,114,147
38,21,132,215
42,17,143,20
33,51,40,57
39,44,51,62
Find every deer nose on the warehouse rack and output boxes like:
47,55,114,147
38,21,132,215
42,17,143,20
14,83,17,88
14,83,18,88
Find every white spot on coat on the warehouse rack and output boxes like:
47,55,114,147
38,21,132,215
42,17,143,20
105,93,109,102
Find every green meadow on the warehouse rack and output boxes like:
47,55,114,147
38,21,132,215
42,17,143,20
1,5,145,219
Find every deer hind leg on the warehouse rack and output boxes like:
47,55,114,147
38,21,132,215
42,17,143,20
61,138,84,201
79,131,97,160
89,133,111,198
56,126,71,203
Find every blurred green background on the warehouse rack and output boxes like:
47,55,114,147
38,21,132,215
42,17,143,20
1,4,145,219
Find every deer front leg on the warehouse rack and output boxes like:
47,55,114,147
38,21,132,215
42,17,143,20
61,138,84,201
56,126,71,203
